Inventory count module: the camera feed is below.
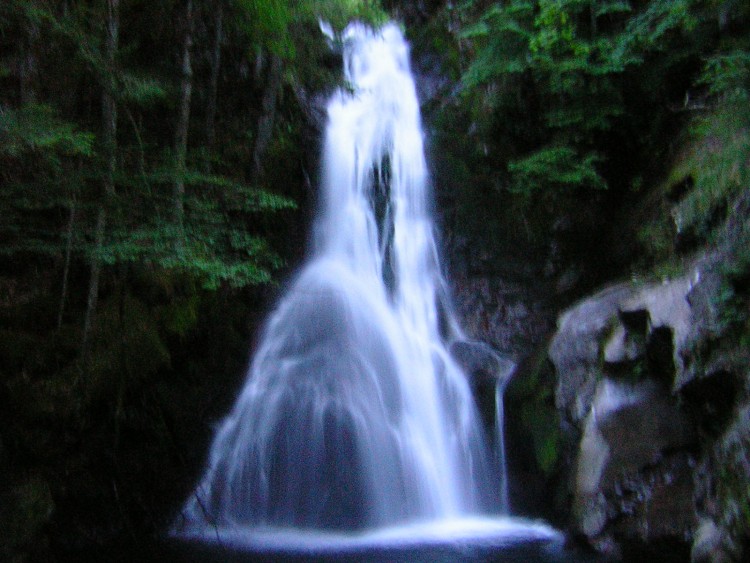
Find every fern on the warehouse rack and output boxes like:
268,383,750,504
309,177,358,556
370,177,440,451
508,146,606,196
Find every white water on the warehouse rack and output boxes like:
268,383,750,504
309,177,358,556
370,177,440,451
175,23,548,545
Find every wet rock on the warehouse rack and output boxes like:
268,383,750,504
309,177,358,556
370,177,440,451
550,283,636,424
573,379,695,539
450,339,515,386
452,274,556,360
451,339,514,434
691,518,733,563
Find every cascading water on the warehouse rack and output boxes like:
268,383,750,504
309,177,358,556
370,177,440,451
175,22,563,556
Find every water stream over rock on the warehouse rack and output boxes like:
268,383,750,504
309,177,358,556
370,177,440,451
173,22,566,558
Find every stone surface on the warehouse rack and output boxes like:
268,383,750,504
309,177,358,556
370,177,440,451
450,339,515,386
450,339,515,436
546,272,717,554
691,518,733,563
573,379,695,538
452,274,557,361
550,272,701,425
549,283,636,424
603,324,641,364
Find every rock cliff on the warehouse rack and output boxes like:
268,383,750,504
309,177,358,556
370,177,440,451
542,189,750,559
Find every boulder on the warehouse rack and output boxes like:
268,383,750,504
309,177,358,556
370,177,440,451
549,283,636,424
691,518,733,563
550,273,699,425
548,274,709,553
573,379,695,540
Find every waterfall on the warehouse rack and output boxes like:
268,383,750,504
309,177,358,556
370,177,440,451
177,21,501,537
496,379,510,512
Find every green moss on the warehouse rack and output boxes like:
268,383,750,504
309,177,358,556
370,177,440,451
509,344,563,477
524,404,562,476
673,106,749,241
637,219,676,266
507,343,552,401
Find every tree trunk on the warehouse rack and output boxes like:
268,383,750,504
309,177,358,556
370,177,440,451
82,0,119,359
19,12,40,104
57,200,76,329
251,53,282,181
173,0,194,237
590,0,597,36
205,2,223,154
82,209,105,358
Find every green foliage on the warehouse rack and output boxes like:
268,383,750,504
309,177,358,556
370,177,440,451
0,104,93,158
0,1,350,558
456,0,698,206
95,163,296,289
632,16,750,269
118,72,167,106
700,48,750,103
304,0,388,30
233,0,296,57
0,105,92,260
672,105,750,240
231,0,385,61
620,0,697,56
460,1,535,88
508,146,605,196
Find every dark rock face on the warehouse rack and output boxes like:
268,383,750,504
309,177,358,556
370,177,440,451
450,339,515,386
573,379,696,541
452,275,557,360
545,255,749,560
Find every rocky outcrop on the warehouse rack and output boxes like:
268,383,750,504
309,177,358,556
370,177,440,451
451,339,516,386
453,275,557,360
550,273,696,426
548,275,699,554
573,379,695,546
547,253,749,559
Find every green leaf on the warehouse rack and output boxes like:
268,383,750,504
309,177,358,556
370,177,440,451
508,146,607,195
699,50,750,102
0,104,94,158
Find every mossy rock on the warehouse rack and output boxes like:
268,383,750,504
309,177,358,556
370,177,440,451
714,404,750,554
507,344,563,478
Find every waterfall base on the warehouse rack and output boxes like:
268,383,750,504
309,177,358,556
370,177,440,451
171,516,595,562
